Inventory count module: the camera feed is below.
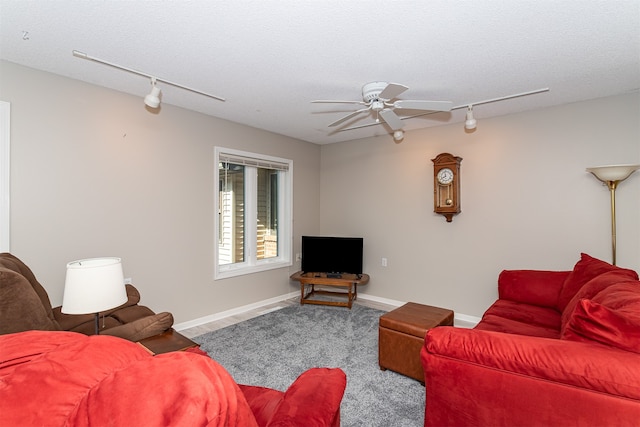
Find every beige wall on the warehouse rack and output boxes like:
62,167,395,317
0,61,321,323
320,92,640,317
2,60,638,322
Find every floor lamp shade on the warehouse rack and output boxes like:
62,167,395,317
586,164,640,183
62,257,127,315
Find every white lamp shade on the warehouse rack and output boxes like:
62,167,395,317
62,257,127,314
586,164,640,182
144,86,161,108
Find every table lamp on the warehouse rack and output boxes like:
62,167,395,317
586,164,640,265
61,257,128,335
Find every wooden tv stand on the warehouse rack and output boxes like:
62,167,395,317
290,271,370,309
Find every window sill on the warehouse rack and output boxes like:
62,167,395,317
214,259,292,280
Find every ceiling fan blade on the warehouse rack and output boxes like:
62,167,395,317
328,108,369,127
393,100,453,112
312,100,366,105
379,109,405,130
379,83,408,100
340,110,444,132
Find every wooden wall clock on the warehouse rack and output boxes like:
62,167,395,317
432,153,462,222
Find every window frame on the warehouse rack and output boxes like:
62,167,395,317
0,101,9,253
214,146,292,280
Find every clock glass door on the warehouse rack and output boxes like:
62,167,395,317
436,183,454,208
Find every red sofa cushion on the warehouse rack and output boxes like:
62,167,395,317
557,253,638,311
560,270,639,333
480,300,561,332
476,313,559,338
0,331,258,427
562,282,640,353
498,269,569,308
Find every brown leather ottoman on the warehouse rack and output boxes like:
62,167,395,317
379,302,454,383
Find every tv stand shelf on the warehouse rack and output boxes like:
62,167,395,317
290,271,370,309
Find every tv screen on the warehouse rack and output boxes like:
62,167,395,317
301,236,363,275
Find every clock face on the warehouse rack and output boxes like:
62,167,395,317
437,168,454,185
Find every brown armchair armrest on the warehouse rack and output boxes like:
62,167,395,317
100,312,174,342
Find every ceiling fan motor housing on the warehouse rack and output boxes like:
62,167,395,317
362,81,389,102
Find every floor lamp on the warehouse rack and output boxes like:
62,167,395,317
61,257,128,335
586,164,640,265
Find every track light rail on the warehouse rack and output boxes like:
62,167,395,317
72,50,225,102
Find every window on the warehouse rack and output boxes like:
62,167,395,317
214,147,292,279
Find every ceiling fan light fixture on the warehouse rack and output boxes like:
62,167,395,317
393,130,404,141
371,100,384,111
144,78,161,108
465,106,477,130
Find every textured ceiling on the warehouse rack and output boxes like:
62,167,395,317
1,1,639,144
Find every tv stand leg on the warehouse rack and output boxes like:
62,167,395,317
300,283,316,305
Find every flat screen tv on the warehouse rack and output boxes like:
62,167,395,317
301,236,363,275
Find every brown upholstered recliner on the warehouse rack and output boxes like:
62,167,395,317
0,252,174,342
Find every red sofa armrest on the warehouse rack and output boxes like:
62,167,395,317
422,327,640,427
424,326,640,400
498,269,569,308
240,368,347,427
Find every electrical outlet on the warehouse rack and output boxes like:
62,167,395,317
381,258,388,267
295,253,301,262
124,277,132,285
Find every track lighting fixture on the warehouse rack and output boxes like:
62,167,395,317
144,78,161,109
393,130,404,141
339,88,549,136
72,50,225,110
464,106,477,130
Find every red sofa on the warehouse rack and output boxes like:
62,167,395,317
0,330,346,427
421,253,640,427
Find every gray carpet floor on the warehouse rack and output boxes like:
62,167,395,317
194,303,425,427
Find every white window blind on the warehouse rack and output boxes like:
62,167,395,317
219,153,289,171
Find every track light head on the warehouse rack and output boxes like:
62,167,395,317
144,78,161,108
393,130,404,141
464,105,477,130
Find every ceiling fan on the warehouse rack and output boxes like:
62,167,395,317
312,81,453,131
313,82,550,141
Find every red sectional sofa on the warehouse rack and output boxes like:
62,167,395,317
421,253,640,427
0,330,346,426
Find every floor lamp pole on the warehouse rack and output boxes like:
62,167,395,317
607,180,618,266
586,164,640,266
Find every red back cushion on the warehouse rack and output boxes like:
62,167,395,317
561,282,640,353
557,253,638,311
560,270,639,333
498,269,568,308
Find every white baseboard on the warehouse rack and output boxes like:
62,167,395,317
357,293,405,307
173,291,298,331
174,291,480,331
358,294,480,327
454,312,482,327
